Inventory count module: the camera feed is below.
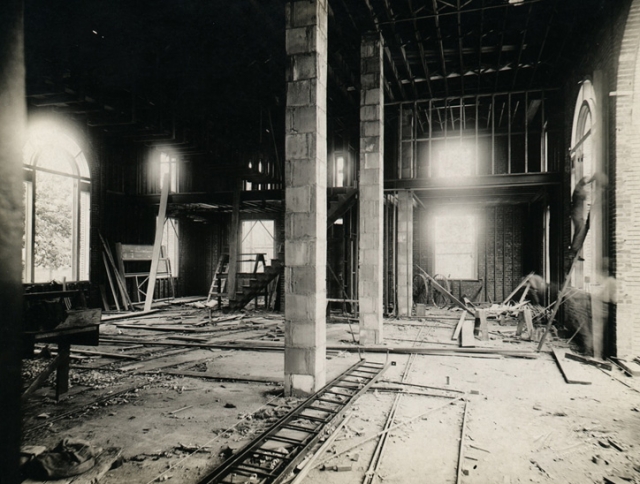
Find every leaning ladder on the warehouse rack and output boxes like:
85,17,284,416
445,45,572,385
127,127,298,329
196,360,388,484
537,212,591,351
207,253,229,305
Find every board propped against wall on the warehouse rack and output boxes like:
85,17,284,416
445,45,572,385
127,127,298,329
116,243,175,303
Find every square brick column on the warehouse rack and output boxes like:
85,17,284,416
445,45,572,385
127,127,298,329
284,0,328,396
0,2,26,480
397,190,414,317
358,32,384,344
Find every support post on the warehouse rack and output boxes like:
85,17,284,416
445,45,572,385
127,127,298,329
0,2,26,480
284,0,328,396
227,178,241,302
397,190,414,316
359,32,385,343
144,173,170,312
56,342,71,400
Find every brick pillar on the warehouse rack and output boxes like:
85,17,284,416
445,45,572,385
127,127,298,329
0,1,26,481
358,32,384,344
615,0,640,359
284,0,328,396
397,190,414,316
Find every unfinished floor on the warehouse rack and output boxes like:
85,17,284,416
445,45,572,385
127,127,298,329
20,304,640,484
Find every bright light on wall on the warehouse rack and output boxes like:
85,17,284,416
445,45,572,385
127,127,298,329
433,141,475,178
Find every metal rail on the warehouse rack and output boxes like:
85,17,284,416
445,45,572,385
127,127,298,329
197,359,389,484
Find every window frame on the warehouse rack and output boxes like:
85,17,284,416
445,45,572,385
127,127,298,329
22,129,91,283
433,210,478,280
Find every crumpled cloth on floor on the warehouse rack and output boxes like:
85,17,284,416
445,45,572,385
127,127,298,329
30,438,99,479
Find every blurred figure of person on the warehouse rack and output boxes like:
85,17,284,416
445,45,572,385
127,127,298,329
570,172,608,259
528,274,547,307
590,258,616,358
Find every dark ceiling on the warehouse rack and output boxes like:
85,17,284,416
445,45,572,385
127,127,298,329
24,0,611,158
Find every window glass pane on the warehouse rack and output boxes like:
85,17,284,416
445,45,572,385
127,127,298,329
35,145,76,175
433,142,475,178
24,124,91,283
241,220,275,273
159,217,179,277
336,156,344,187
76,152,90,178
34,170,74,282
23,181,33,282
434,212,477,279
79,190,91,280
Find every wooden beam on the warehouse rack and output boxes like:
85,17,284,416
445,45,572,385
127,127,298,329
455,399,469,484
22,355,61,401
477,309,489,341
416,265,475,316
144,173,170,312
551,348,591,385
386,172,561,191
609,357,640,377
564,352,612,371
227,179,241,301
56,342,71,400
452,312,466,340
459,318,476,347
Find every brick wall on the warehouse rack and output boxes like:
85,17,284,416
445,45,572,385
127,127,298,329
615,0,640,358
414,204,525,303
561,0,636,357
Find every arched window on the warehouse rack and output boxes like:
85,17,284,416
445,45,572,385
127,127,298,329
23,122,91,283
570,80,599,290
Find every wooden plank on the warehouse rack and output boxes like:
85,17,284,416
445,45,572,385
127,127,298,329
102,252,120,311
99,284,110,311
564,352,612,371
114,242,127,279
456,400,469,484
502,273,532,304
459,318,476,348
162,369,281,384
22,355,61,401
452,313,466,341
68,348,139,360
100,309,160,322
56,342,71,400
551,348,591,385
99,234,133,310
144,173,170,312
609,357,640,377
538,215,590,351
114,324,216,333
415,265,474,316
478,309,489,341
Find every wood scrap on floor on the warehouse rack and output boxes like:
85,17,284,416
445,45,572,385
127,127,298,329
456,399,470,484
477,309,489,341
564,352,612,370
452,313,466,341
459,318,476,348
608,357,640,376
101,309,161,322
159,369,282,384
551,348,592,385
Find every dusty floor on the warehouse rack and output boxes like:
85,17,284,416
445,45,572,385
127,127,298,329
20,303,640,484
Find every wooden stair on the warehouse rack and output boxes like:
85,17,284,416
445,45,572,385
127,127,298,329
230,259,282,310
327,188,357,228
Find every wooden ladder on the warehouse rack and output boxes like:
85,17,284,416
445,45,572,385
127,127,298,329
207,253,230,306
537,212,591,351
